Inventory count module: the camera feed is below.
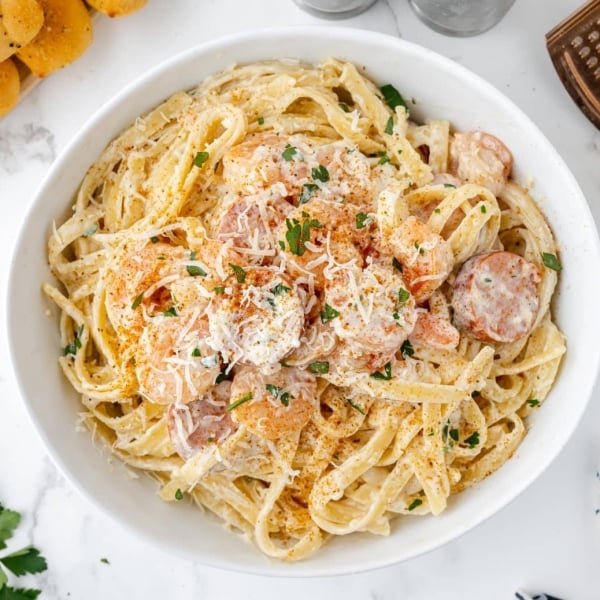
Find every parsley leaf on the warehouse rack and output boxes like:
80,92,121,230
229,263,246,283
463,431,480,448
370,361,392,380
308,361,329,374
0,507,20,551
346,398,365,415
193,151,210,168
384,116,394,135
377,153,391,165
0,587,42,600
400,339,414,358
392,257,403,272
284,213,322,257
542,252,562,271
397,288,410,303
299,183,319,205
131,292,144,310
227,392,253,411
174,489,183,501
339,102,350,112
257,116,264,125
527,399,540,407
187,264,207,277
282,145,299,161
311,165,329,183
63,325,84,357
356,212,371,229
380,84,409,111
320,303,340,324
0,548,47,577
265,384,293,407
272,283,291,296
407,498,423,511
162,306,177,317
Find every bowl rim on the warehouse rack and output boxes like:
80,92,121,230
7,25,600,576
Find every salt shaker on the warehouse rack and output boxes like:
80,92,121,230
408,0,516,36
293,0,377,19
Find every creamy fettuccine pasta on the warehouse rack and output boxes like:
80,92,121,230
44,58,566,560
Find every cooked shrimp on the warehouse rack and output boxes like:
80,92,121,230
216,193,293,256
222,133,313,197
228,366,316,440
389,216,453,304
409,311,459,351
168,381,237,459
135,313,220,405
314,141,374,206
278,198,374,288
207,266,305,369
324,263,417,357
105,241,191,339
325,340,394,386
449,131,513,196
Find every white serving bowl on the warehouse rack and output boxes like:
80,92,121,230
7,27,600,576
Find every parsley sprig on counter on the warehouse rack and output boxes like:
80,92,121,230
0,504,48,599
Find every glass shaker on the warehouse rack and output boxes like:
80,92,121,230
293,0,378,19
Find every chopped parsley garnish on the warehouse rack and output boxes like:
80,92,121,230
463,431,480,448
82,224,97,237
191,348,201,357
186,256,207,277
380,83,409,112
434,208,441,214
483,277,492,283
193,151,210,168
272,283,291,296
377,153,391,165
229,263,246,283
397,288,410,303
150,236,160,243
542,252,562,271
443,183,456,189
392,257,403,272
339,102,350,112
163,306,177,317
100,558,110,565
449,428,459,442
284,214,323,257
527,399,540,407
0,503,48,598
370,361,392,380
346,398,365,415
299,183,319,205
213,286,225,294
131,292,144,310
282,145,300,161
227,392,253,411
63,324,84,356
320,303,340,324
308,361,329,374
356,212,371,229
265,384,293,407
414,241,425,255
407,498,423,511
384,116,394,135
400,339,414,358
480,204,487,213
471,390,481,398
174,489,183,501
257,116,264,125
311,164,330,183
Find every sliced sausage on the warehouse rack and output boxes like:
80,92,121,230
451,251,541,343
167,381,237,460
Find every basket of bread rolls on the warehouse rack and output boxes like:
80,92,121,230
0,0,148,119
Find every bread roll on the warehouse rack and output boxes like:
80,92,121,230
0,57,19,118
86,0,147,18
2,0,45,43
16,0,93,78
0,0,45,62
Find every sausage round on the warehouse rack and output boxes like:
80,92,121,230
451,251,541,343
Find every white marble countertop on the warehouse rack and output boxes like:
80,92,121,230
2,0,600,598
